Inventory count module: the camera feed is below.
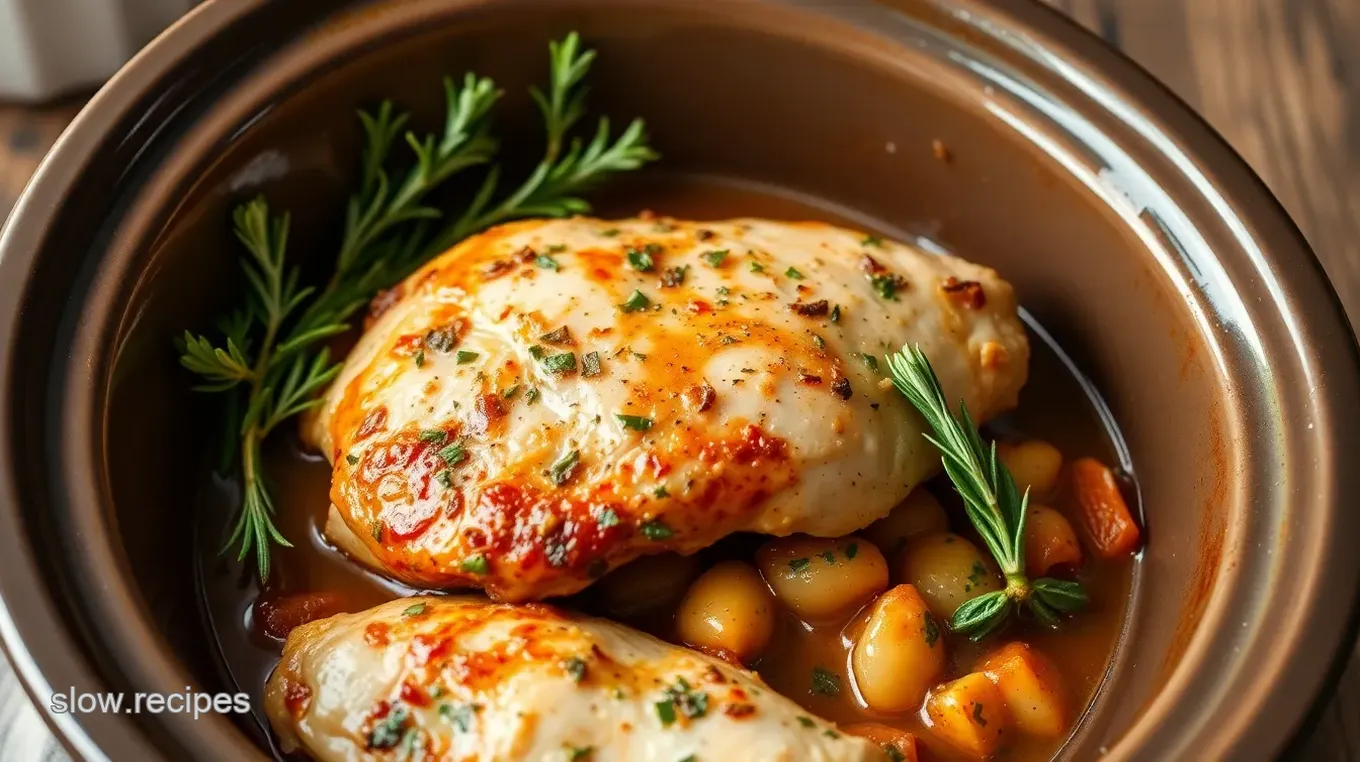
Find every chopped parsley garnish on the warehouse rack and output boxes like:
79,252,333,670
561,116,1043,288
596,507,620,528
785,266,805,279
663,677,709,720
460,554,489,575
414,349,425,368
549,449,581,486
502,384,521,399
640,519,673,540
439,443,467,466
526,387,540,404
811,333,826,350
563,656,588,683
419,429,448,443
654,486,670,498
845,542,858,560
869,273,901,300
860,353,881,373
862,235,883,247
436,470,453,488
366,705,409,749
402,603,426,617
749,261,765,273
541,326,572,344
600,228,620,237
456,350,479,364
627,247,656,271
543,352,577,374
824,729,840,739
535,254,561,270
797,716,816,728
715,286,730,296
655,699,677,726
819,550,837,564
616,413,653,431
701,249,729,267
439,702,476,732
346,453,360,465
923,612,941,647
582,351,602,377
661,265,689,287
620,289,650,312
830,304,841,323
528,345,546,360
789,557,812,574
810,667,841,696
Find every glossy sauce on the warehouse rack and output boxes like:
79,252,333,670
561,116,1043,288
195,175,1139,760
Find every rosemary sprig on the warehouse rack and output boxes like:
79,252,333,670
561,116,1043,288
421,32,657,257
887,345,1087,639
176,33,656,580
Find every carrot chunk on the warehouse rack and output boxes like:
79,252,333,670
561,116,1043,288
1069,458,1141,558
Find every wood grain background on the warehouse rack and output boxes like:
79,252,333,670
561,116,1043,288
0,1,1357,759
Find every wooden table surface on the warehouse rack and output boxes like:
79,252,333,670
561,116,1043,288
1,1,1357,759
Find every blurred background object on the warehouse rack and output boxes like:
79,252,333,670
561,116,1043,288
0,1,1357,760
0,0,193,100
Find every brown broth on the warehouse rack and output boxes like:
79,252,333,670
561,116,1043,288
194,174,1139,761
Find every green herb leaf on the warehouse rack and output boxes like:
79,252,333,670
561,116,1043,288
456,349,480,364
640,519,673,540
830,304,841,323
701,249,729,267
869,273,900,300
439,443,468,466
461,554,489,575
862,235,883,247
543,352,577,374
655,699,677,726
536,254,561,270
563,656,588,683
420,429,448,443
661,265,688,288
923,611,941,647
403,603,427,617
549,449,581,485
810,667,841,696
785,266,804,280
797,717,816,728
844,542,858,560
789,557,811,574
541,326,572,344
620,289,650,313
627,247,656,271
749,261,765,273
616,413,653,431
346,453,360,465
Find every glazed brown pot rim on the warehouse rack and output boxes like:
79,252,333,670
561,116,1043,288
1,1,1358,761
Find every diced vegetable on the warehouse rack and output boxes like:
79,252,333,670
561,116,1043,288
924,672,1011,760
1069,457,1142,558
996,440,1064,497
851,585,946,712
1024,504,1084,577
842,723,920,762
899,532,1002,621
976,642,1070,738
862,489,949,556
756,535,888,624
675,560,776,663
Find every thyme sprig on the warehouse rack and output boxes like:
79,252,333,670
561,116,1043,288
887,345,1087,639
177,33,655,580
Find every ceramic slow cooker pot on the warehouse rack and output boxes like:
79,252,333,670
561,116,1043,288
1,0,1358,760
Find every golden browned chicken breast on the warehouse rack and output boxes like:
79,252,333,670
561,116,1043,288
304,217,1027,600
265,596,886,761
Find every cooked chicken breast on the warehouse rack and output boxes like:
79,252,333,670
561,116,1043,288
265,596,884,762
306,217,1027,600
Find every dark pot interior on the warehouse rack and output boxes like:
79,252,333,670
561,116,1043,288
2,0,1358,760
